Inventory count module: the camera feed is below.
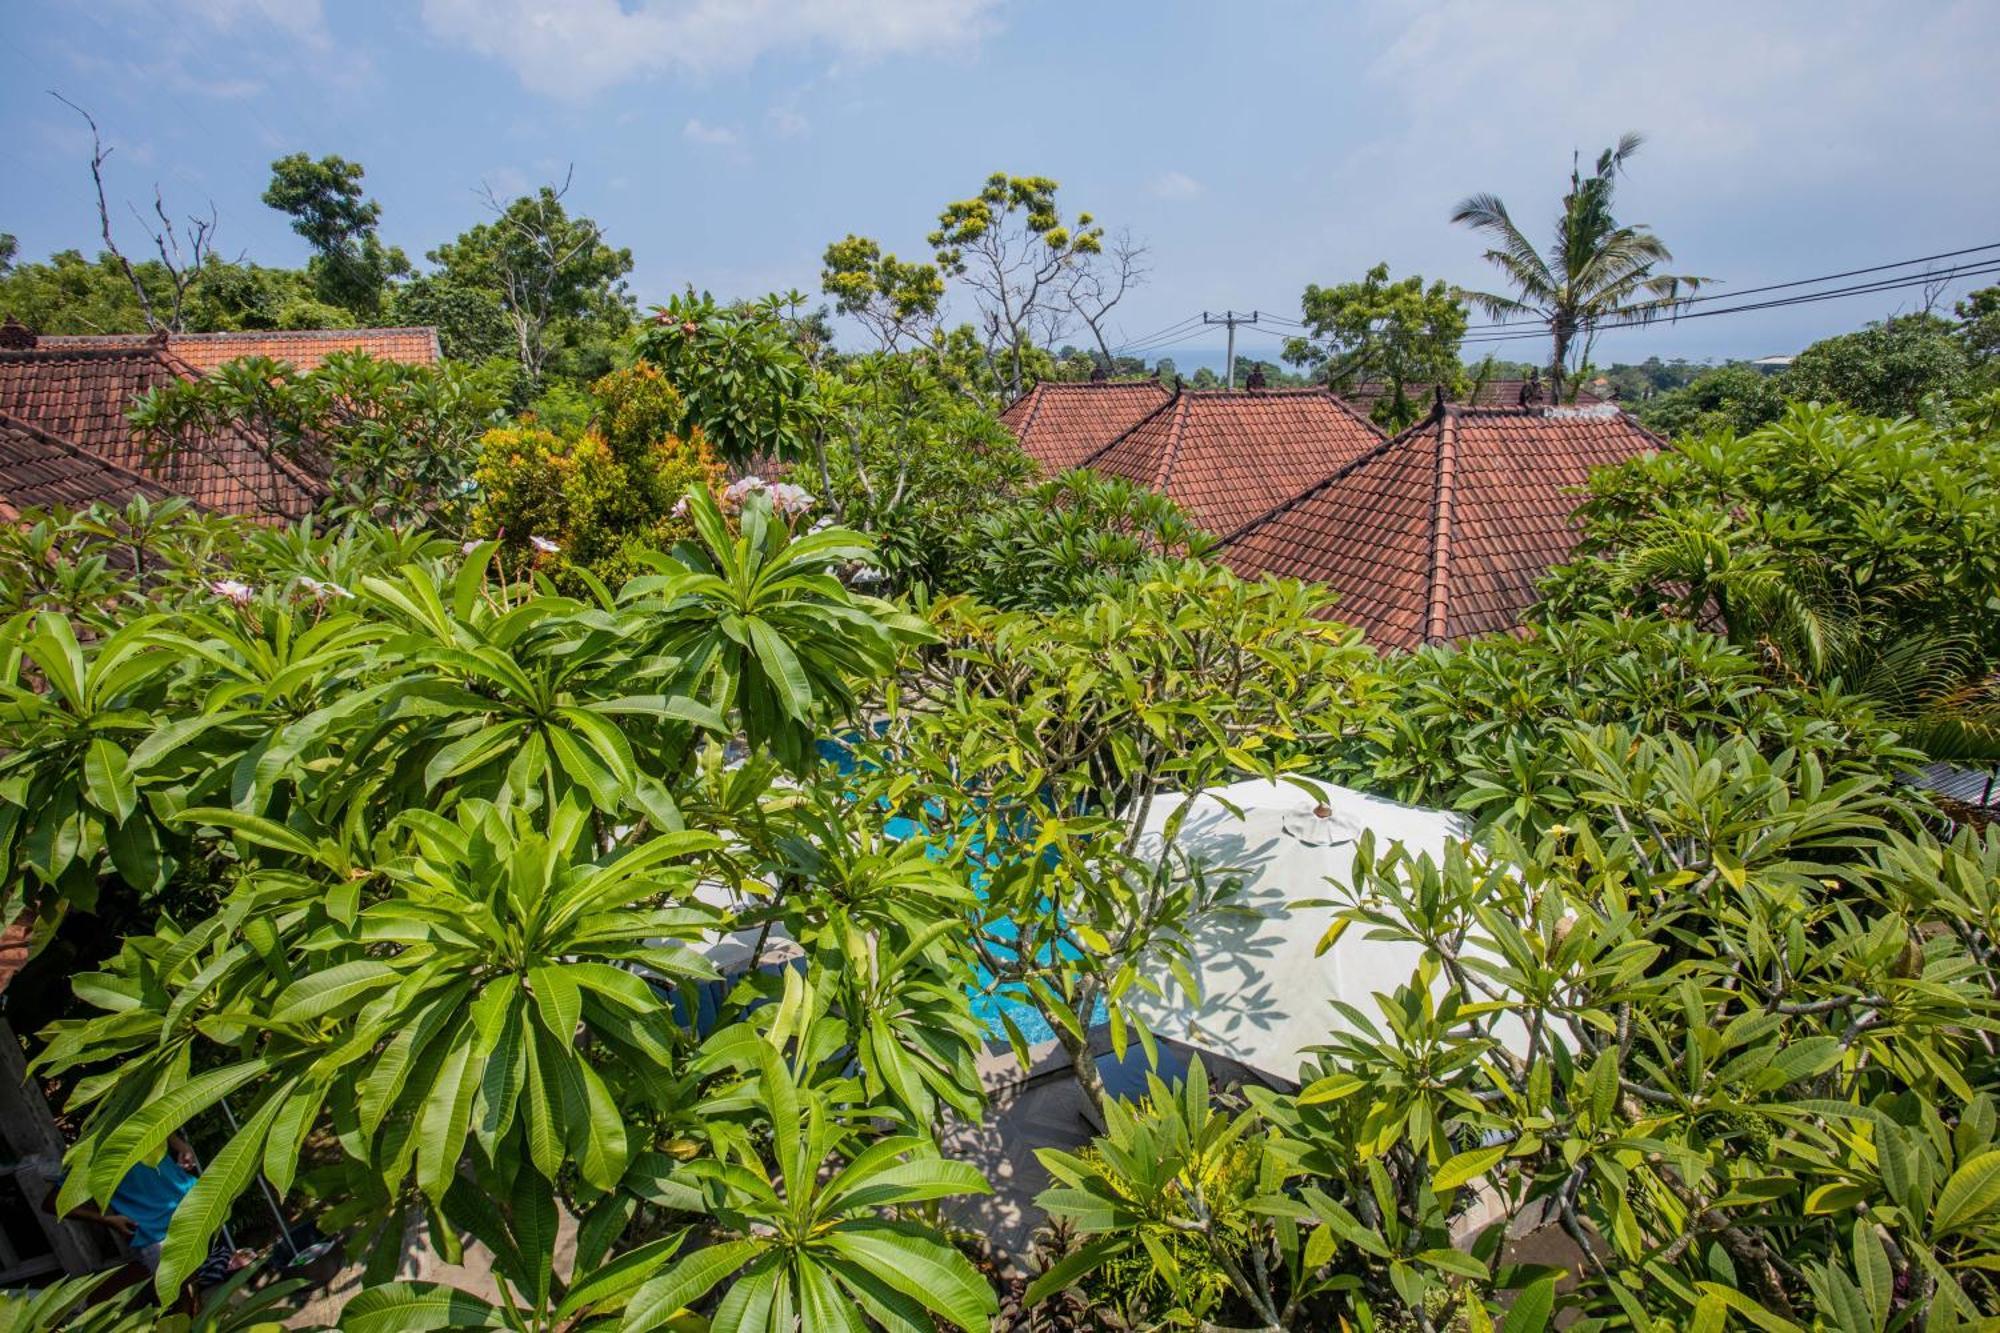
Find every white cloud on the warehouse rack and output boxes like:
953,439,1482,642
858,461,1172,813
683,118,742,148
1149,170,1203,200
170,0,330,49
420,0,1003,99
767,105,809,137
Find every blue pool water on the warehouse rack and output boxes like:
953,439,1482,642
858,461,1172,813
824,739,1102,1045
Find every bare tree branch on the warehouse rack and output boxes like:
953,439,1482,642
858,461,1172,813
1066,229,1150,371
50,91,159,331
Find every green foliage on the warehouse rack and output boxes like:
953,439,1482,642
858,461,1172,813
948,470,1214,610
1543,403,2000,760
13,490,1000,1329
1038,722,2000,1328
625,486,926,773
1636,363,1788,437
392,272,516,364
1317,613,1917,834
930,173,1104,401
426,185,634,385
815,352,1035,592
0,1262,314,1332
1783,312,1974,422
632,291,820,466
1285,263,1470,431
1961,285,2000,380
1453,133,1706,402
471,363,725,589
882,564,1381,1109
1032,1060,1279,1325
0,249,336,337
261,153,410,317
821,234,946,351
623,1028,997,1331
130,350,504,527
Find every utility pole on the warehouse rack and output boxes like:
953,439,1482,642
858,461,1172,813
1202,310,1260,388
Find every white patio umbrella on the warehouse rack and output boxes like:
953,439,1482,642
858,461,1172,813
1124,777,1522,1084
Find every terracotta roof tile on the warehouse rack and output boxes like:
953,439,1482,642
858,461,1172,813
38,326,442,374
0,346,323,519
1000,379,1174,473
1219,404,1662,649
1076,387,1387,536
0,410,181,519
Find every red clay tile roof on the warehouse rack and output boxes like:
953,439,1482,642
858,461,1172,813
1076,387,1387,536
0,346,323,519
37,326,442,374
1218,404,1663,650
1000,379,1174,473
1340,378,1609,417
0,410,181,519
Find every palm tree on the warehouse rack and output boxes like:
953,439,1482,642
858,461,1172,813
1452,133,1706,402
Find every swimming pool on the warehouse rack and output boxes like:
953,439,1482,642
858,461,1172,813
824,739,1103,1045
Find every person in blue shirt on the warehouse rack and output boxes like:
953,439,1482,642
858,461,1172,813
44,1133,236,1304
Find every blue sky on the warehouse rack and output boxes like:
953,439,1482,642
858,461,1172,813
3,0,1996,365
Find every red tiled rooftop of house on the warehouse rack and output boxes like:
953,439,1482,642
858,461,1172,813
1000,379,1174,473
1340,378,1609,418
0,410,181,520
1217,403,1662,650
0,336,323,519
36,326,442,374
1076,387,1387,536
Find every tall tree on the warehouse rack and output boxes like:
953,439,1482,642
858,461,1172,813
427,175,633,385
1451,133,1705,402
930,173,1102,401
262,153,409,318
1281,262,1468,430
820,234,945,351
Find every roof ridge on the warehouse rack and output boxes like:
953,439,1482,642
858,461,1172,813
1015,383,1048,437
1213,401,1442,547
1075,389,1179,471
1152,393,1192,491
0,345,165,362
1423,408,1460,644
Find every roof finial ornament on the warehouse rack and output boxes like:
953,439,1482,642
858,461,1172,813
0,315,37,351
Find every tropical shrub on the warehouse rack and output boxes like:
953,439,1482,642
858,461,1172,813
877,563,1383,1110
131,350,506,529
947,470,1215,610
1542,403,2000,761
19,490,1002,1329
471,363,726,592
814,352,1036,593
1033,723,2000,1328
1317,613,1922,834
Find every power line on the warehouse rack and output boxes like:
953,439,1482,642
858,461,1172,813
1110,315,1203,355
1454,257,2000,346
1113,243,2000,370
1457,240,2000,333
